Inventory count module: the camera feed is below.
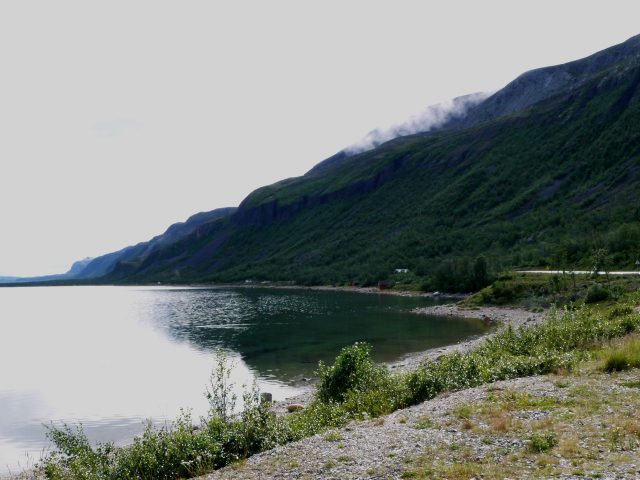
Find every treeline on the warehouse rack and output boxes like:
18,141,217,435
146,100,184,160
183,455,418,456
427,256,492,293
190,221,640,294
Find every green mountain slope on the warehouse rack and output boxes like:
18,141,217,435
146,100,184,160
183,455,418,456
103,35,640,288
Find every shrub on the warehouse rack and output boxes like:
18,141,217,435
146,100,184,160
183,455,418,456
112,413,221,479
316,342,389,403
585,283,610,303
205,349,237,422
405,303,640,405
529,432,557,453
42,424,113,480
40,355,296,480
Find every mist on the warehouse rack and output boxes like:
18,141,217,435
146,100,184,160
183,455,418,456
345,92,490,154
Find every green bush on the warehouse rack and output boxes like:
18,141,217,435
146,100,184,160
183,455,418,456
42,424,113,480
528,432,557,453
585,283,610,303
405,303,640,405
112,413,221,479
316,342,389,403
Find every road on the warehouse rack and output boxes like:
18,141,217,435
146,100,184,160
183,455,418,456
519,270,640,276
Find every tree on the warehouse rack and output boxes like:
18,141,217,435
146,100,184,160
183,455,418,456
591,248,611,287
472,256,489,291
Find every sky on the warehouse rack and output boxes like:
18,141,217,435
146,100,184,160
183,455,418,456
1,1,640,277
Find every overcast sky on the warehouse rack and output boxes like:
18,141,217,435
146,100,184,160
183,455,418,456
1,1,639,277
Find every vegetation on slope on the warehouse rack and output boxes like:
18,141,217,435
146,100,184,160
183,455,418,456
461,271,640,308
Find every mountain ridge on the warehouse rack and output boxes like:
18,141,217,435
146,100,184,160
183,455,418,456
100,33,640,287
12,33,640,289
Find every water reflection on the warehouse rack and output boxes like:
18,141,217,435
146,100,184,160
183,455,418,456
144,287,488,383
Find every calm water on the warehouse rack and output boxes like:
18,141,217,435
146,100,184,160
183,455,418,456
0,286,488,473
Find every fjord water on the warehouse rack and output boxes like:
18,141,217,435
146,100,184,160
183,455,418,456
0,286,488,473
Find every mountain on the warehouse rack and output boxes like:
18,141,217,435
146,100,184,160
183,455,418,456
0,260,93,284
84,34,640,288
68,258,94,275
73,207,237,279
445,32,640,130
0,208,236,284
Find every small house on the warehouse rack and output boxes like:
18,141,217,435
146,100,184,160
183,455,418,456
394,268,409,274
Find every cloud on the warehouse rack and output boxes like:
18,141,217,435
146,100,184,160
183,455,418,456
345,92,490,154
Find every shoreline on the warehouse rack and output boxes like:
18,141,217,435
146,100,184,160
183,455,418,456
272,303,546,414
391,304,545,369
0,281,466,301
214,282,469,300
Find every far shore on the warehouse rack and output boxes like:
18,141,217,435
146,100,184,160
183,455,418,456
227,282,468,299
0,279,468,300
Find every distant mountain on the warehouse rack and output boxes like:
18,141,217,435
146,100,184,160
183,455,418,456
0,260,90,283
74,207,237,279
0,272,76,284
23,34,640,289
0,276,21,283
0,208,236,284
68,257,94,275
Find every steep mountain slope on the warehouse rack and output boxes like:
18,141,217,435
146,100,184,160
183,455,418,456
103,34,640,287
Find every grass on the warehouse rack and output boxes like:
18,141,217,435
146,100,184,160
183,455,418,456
413,415,434,430
600,336,640,372
323,430,342,442
404,358,640,478
38,292,640,479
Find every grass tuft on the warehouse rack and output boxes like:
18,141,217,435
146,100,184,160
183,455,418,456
600,336,640,372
